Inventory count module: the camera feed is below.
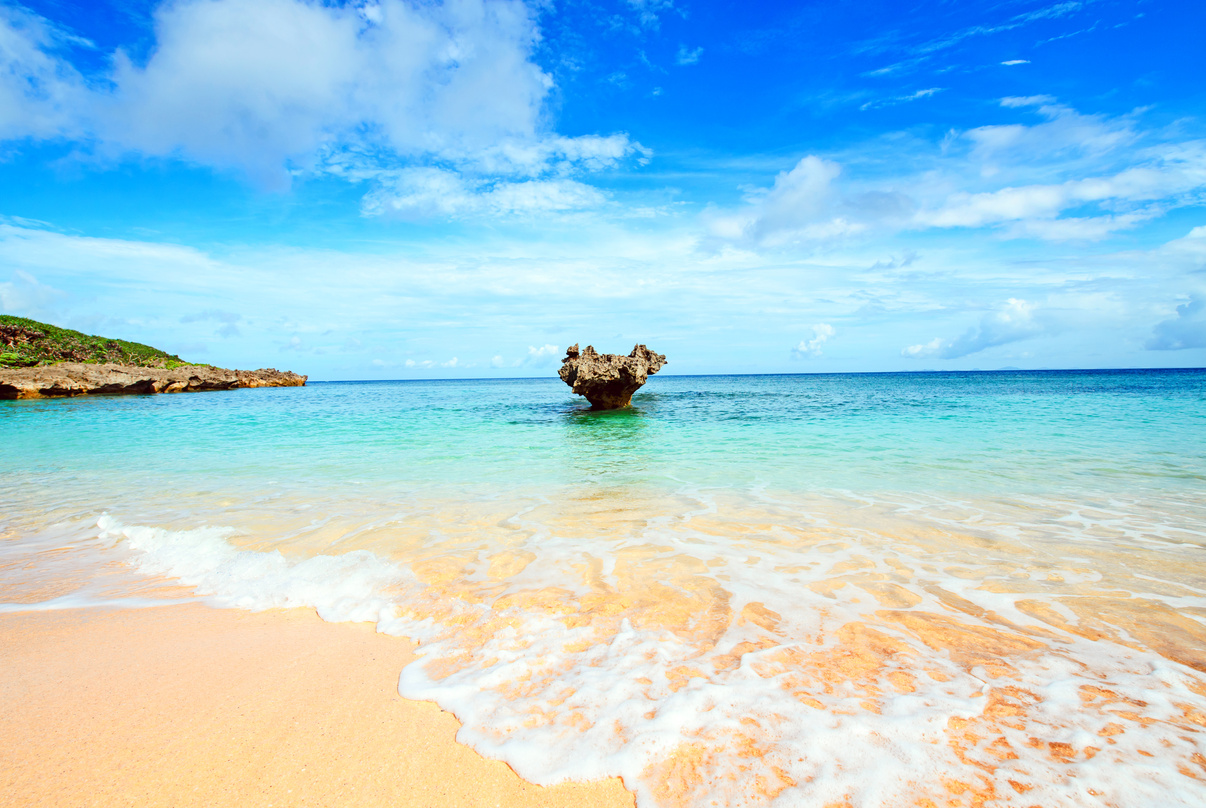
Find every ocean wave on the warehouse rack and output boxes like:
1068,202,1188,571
91,488,1206,808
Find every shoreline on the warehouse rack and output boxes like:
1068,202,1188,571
0,363,307,399
0,602,634,808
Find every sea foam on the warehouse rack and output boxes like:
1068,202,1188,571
94,487,1206,808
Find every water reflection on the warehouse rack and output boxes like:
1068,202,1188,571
559,402,656,484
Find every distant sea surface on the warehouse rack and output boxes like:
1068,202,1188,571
5,370,1206,806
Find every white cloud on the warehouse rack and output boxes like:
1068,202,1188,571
404,356,462,369
1000,95,1057,108
0,5,88,141
901,337,943,358
860,3,1084,76
706,156,867,247
1008,211,1158,241
676,45,702,66
708,99,1206,251
792,324,835,358
482,344,562,369
966,98,1137,164
105,0,562,186
1000,59,1030,66
902,299,1045,359
1,0,638,197
860,87,942,111
917,156,1205,238
0,268,65,314
526,344,560,362
1146,296,1206,351
1159,225,1206,265
361,168,607,219
4,210,1205,378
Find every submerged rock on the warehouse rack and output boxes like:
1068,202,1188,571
0,363,307,400
559,343,667,409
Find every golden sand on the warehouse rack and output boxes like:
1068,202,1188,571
0,603,634,808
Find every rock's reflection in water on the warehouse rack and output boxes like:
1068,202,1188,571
560,404,655,483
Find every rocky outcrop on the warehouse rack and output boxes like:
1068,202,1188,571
0,363,307,400
559,344,666,409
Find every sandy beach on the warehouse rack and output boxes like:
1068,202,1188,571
5,371,1206,806
0,603,634,808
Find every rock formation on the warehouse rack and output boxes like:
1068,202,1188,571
559,344,666,409
0,363,307,400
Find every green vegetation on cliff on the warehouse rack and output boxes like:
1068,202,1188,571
0,315,192,369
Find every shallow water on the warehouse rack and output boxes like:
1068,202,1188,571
4,370,1206,806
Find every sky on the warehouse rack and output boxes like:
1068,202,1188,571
1,0,1204,379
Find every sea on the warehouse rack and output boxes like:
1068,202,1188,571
3,369,1206,807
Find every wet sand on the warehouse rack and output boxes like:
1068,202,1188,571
0,603,634,808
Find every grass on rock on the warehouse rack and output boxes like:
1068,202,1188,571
0,315,195,369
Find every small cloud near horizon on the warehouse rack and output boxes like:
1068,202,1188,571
792,324,835,358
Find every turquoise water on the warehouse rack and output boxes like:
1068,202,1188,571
6,369,1205,498
4,369,1206,807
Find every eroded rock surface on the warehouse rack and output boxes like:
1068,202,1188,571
0,363,307,400
559,344,666,409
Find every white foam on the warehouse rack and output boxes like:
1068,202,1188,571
81,493,1206,807
97,514,408,623
0,594,196,613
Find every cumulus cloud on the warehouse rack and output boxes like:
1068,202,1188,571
792,324,835,358
525,343,560,363
1,0,639,202
900,337,943,358
709,98,1206,250
706,156,869,247
1146,296,1206,350
902,298,1045,359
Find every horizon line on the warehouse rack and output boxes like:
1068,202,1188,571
305,366,1206,384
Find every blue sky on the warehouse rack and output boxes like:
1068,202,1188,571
1,0,1204,378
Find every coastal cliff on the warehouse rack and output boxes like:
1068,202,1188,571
0,363,307,399
0,315,305,399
